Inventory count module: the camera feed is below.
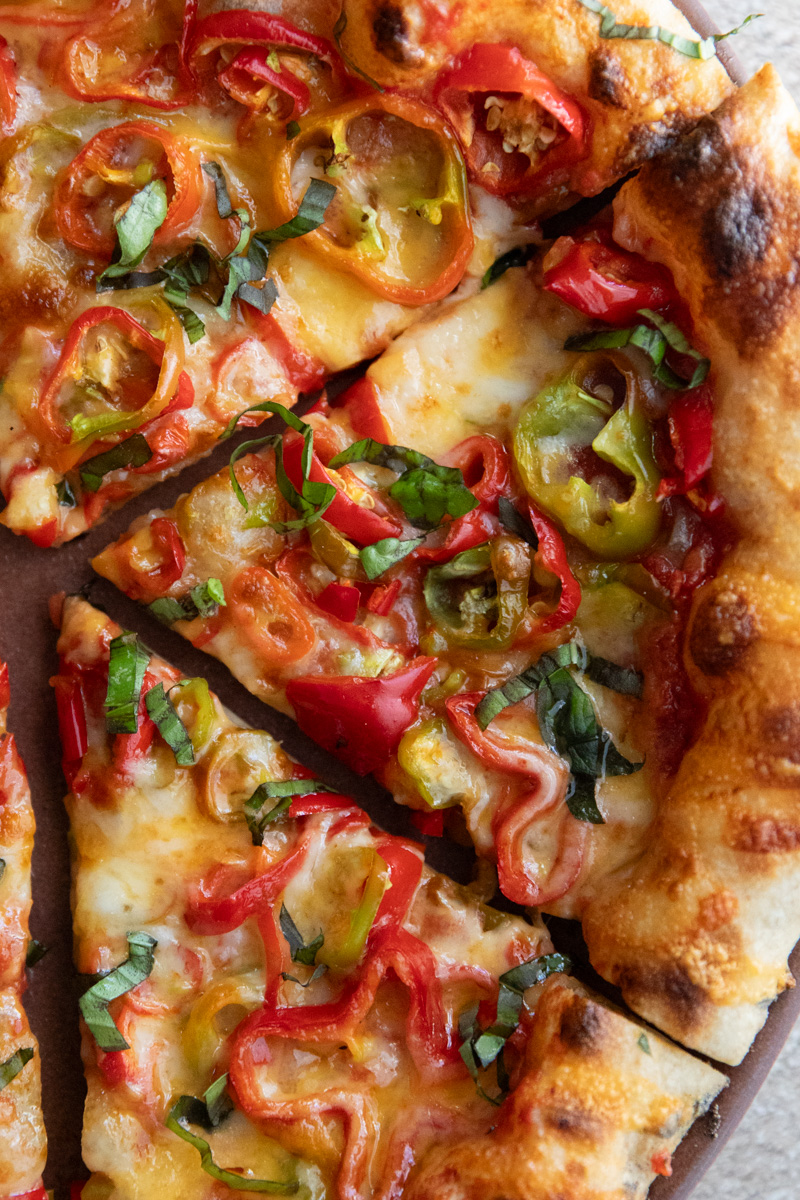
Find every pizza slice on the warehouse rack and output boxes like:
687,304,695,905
0,660,46,1198
54,595,725,1198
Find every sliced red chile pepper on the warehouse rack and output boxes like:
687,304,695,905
433,42,587,197
0,36,16,131
286,657,437,775
543,233,674,325
526,503,582,636
316,581,359,623
657,385,714,499
336,376,393,443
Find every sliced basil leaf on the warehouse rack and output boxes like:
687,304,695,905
481,245,535,289
0,1047,33,1091
26,939,48,968
105,633,150,735
79,433,153,492
585,655,643,697
286,120,301,140
204,1073,235,1127
497,497,538,548
279,904,323,966
237,277,278,316
98,179,169,285
499,952,572,993
565,309,709,390
57,479,77,507
638,1032,652,1054
168,301,206,343
329,437,477,530
216,251,262,320
244,779,333,846
191,578,226,616
333,10,384,92
252,178,337,245
162,243,212,303
145,683,195,766
147,596,191,625
577,0,760,60
203,161,234,220
167,1094,299,1193
565,773,605,823
79,931,157,1051
146,578,226,626
281,964,327,987
360,534,425,580
474,643,584,729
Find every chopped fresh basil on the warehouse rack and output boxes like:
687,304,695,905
565,310,710,390
499,952,572,994
244,779,333,845
203,161,234,220
282,964,327,987
104,632,149,735
204,1073,235,1127
26,939,48,968
585,655,643,698
216,250,261,320
474,642,643,824
286,120,301,140
79,931,157,1051
166,1090,298,1193
329,437,477,530
360,534,426,580
251,178,337,246
638,1032,652,1054
147,579,226,626
145,683,195,766
237,277,279,316
79,433,153,492
169,301,206,343
576,0,761,60
0,1047,33,1092
497,497,538,548
481,245,535,289
162,243,212,304
0,859,5,883
223,401,336,531
279,904,323,966
98,179,169,285
333,11,384,92
56,478,77,507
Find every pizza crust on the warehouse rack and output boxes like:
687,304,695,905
582,65,800,1065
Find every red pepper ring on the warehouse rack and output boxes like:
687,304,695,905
525,504,582,637
54,120,201,258
188,10,347,112
286,658,437,776
543,234,674,326
433,43,588,197
36,305,192,450
186,838,311,936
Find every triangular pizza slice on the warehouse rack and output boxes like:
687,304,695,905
0,659,46,1197
54,596,724,1198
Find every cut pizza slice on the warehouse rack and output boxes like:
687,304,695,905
0,660,46,1198
54,594,725,1199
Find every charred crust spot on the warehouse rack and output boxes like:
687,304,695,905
733,816,800,853
558,996,606,1053
703,184,772,281
588,51,627,108
618,962,708,1032
690,589,757,676
544,1107,598,1139
761,703,800,763
372,3,421,65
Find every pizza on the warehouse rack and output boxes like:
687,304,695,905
0,0,735,546
93,56,800,1080
53,595,725,1199
0,659,46,1198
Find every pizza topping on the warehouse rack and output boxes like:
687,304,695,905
482,245,536,290
577,0,761,62
79,930,157,1051
279,903,324,966
97,180,169,287
78,434,153,492
26,939,48,968
513,351,662,558
145,682,195,766
543,232,674,326
268,94,473,304
0,35,16,132
434,44,587,197
423,538,532,651
245,779,335,845
332,11,383,93
147,578,226,625
566,308,710,391
0,1047,34,1091
104,632,149,735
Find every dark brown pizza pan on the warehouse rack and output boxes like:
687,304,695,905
0,8,793,1197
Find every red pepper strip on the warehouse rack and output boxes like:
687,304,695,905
274,548,377,650
12,1189,50,1200
657,385,714,499
0,661,8,712
372,836,424,929
446,692,585,905
543,235,674,326
527,504,581,636
0,727,28,815
37,307,193,446
0,36,16,131
365,579,401,616
53,674,88,768
336,376,392,443
132,517,187,603
286,658,437,776
186,840,310,935
410,809,444,837
188,10,347,101
281,434,402,546
245,307,327,393
433,43,587,197
54,120,201,258
316,581,359,623
111,670,158,776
